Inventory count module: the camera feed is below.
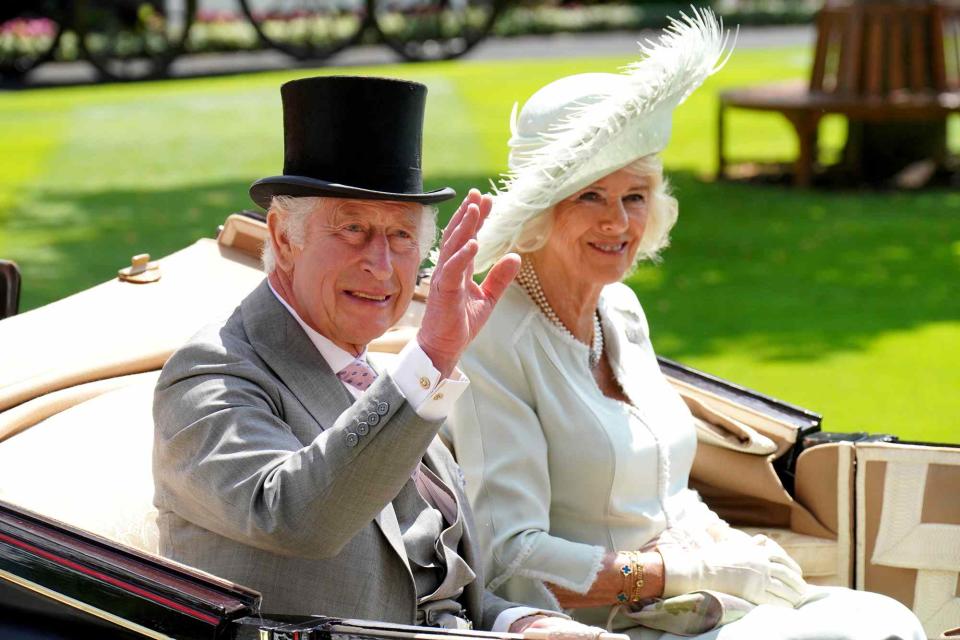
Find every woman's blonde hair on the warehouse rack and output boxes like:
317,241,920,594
512,155,678,268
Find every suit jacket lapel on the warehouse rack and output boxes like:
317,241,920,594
375,502,411,573
241,280,354,431
241,281,412,574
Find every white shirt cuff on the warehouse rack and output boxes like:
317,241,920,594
390,339,469,422
492,607,569,633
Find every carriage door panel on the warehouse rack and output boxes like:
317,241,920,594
855,442,960,639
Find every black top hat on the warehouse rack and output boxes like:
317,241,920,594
249,76,455,209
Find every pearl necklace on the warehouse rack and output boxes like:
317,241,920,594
516,260,604,369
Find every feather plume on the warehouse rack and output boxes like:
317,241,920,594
475,7,732,272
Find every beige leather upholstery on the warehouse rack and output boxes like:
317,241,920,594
0,221,266,414
731,444,854,588
856,442,960,639
0,371,162,554
0,215,269,552
0,372,158,443
679,384,853,588
738,527,843,586
681,382,837,538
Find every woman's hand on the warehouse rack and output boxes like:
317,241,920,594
546,550,665,608
659,534,808,608
748,533,802,574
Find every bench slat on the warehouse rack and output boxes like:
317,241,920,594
931,5,949,92
810,9,831,92
840,8,863,96
866,11,884,97
910,10,926,91
890,15,905,93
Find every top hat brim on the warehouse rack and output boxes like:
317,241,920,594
250,175,456,210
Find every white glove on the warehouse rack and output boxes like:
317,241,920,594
750,533,804,576
659,535,808,608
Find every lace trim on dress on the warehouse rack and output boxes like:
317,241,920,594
488,535,539,593
514,543,606,595
488,538,606,606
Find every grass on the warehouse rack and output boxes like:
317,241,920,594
0,47,958,444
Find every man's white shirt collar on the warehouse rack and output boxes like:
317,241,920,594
268,280,366,375
266,279,468,420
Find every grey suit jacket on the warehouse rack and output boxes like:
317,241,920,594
153,280,513,628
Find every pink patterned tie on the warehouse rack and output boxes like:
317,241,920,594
337,359,377,391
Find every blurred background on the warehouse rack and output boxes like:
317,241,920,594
0,0,957,443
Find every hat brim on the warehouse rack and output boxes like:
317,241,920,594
250,175,456,210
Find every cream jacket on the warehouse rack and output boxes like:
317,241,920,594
445,283,928,640
445,282,723,617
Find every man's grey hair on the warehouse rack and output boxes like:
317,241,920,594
261,196,438,273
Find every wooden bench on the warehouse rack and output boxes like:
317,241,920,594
718,2,960,186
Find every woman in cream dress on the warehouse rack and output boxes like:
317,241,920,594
444,10,925,640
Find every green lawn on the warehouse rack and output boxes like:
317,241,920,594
1,47,958,443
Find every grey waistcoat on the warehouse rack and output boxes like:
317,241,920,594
395,464,476,628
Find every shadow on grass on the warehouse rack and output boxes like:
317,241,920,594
9,175,483,312
630,171,960,362
10,179,257,311
10,171,960,367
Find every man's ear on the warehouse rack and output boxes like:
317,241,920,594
267,210,297,274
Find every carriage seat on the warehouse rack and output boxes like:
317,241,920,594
0,371,162,554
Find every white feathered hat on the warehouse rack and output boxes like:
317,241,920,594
474,8,732,273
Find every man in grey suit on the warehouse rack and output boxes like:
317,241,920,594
153,76,591,634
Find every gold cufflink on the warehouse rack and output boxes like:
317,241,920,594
419,376,430,389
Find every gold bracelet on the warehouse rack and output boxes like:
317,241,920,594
616,551,645,604
629,551,645,602
616,553,631,603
